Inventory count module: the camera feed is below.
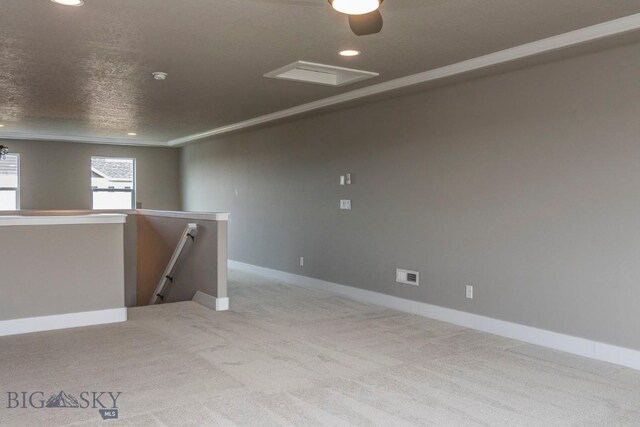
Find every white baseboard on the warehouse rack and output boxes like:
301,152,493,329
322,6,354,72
229,260,640,371
193,291,229,311
0,308,127,337
216,297,230,311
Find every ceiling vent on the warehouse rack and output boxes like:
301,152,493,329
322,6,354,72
264,61,378,87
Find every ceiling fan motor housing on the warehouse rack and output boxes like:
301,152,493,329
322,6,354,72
328,0,384,36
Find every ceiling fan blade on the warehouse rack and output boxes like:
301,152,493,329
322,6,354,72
348,10,383,36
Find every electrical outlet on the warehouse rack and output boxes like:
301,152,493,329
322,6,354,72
345,173,352,185
299,257,304,266
466,285,474,299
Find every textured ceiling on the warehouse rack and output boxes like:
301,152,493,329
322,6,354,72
1,0,640,143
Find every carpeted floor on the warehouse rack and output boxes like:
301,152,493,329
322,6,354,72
1,269,639,426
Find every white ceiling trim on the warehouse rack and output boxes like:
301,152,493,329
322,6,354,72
169,13,640,146
0,131,166,147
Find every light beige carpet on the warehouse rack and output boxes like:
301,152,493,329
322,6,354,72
0,269,639,426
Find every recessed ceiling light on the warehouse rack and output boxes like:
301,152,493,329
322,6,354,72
339,50,361,57
330,0,380,15
0,124,4,128
152,72,168,81
50,0,84,7
127,132,137,136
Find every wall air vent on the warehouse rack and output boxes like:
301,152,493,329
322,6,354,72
264,61,379,87
396,268,419,286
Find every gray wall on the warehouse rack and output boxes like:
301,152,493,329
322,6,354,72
0,223,124,320
4,140,180,210
180,41,640,351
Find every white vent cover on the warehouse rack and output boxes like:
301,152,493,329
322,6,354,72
264,61,379,87
396,268,419,286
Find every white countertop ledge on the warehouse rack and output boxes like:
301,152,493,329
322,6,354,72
136,209,230,221
0,214,127,227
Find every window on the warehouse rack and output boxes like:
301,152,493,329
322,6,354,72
91,156,135,210
0,153,19,210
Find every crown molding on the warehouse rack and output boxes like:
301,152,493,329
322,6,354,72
168,13,640,146
0,131,168,147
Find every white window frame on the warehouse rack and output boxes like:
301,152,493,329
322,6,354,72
91,156,136,210
0,153,20,211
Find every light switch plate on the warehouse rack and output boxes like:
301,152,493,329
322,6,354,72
340,200,352,210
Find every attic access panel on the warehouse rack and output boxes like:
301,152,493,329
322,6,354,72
264,61,379,87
